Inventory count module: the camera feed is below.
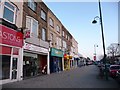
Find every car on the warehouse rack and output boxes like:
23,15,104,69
116,69,120,83
97,63,102,67
109,65,120,78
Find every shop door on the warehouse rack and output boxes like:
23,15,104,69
11,56,18,80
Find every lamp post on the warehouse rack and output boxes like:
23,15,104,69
94,44,98,61
92,0,108,80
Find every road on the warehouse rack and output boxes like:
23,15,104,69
2,65,120,88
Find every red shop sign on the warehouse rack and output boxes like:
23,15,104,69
0,45,11,55
0,25,23,47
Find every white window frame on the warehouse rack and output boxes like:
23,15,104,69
56,25,60,33
41,9,46,21
59,38,62,49
28,0,36,11
26,16,38,37
66,34,67,39
50,33,53,46
50,33,53,41
62,31,64,36
56,37,59,49
42,28,46,41
63,40,66,49
49,18,54,27
68,36,70,40
1,1,17,24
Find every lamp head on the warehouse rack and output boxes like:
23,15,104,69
92,20,97,24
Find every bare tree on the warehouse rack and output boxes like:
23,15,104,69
107,43,120,57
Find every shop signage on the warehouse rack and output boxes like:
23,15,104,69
24,29,30,38
24,43,48,53
64,54,72,60
0,45,11,55
0,25,23,47
51,48,63,57
94,55,96,61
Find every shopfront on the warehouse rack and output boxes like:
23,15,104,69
23,42,49,79
74,57,79,67
70,59,74,68
0,24,23,84
64,54,72,70
50,48,63,73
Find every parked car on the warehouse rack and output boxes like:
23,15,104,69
97,63,102,67
116,69,120,83
109,65,120,78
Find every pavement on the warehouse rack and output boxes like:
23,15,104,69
1,65,120,88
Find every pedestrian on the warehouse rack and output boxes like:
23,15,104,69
99,66,104,78
57,66,60,73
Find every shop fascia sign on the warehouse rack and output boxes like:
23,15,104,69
24,43,48,53
0,24,23,47
51,48,63,57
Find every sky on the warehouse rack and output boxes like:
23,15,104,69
43,0,118,60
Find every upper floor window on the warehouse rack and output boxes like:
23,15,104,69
28,0,36,11
56,25,60,33
50,33,53,41
41,9,46,21
62,31,64,36
50,33,53,46
56,37,61,49
49,18,54,27
63,40,67,50
42,28,46,41
68,36,70,40
26,16,38,37
2,1,17,24
66,34,67,39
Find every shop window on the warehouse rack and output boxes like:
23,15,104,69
23,52,39,77
0,55,11,80
2,1,17,24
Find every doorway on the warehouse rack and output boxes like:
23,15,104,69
10,56,18,80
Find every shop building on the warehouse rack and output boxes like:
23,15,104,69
0,1,24,84
61,25,73,70
0,21,23,84
72,37,79,68
50,48,63,73
22,1,50,79
64,54,73,70
23,42,49,78
47,9,64,73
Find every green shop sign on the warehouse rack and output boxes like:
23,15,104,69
51,48,63,57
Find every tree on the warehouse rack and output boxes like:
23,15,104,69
107,43,120,57
107,43,120,64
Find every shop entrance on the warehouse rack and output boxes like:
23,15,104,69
1,55,19,84
50,57,62,73
23,52,39,79
10,56,18,80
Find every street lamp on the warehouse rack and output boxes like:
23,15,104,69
94,44,98,61
92,0,108,80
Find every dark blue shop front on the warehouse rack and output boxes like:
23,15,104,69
50,48,63,73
